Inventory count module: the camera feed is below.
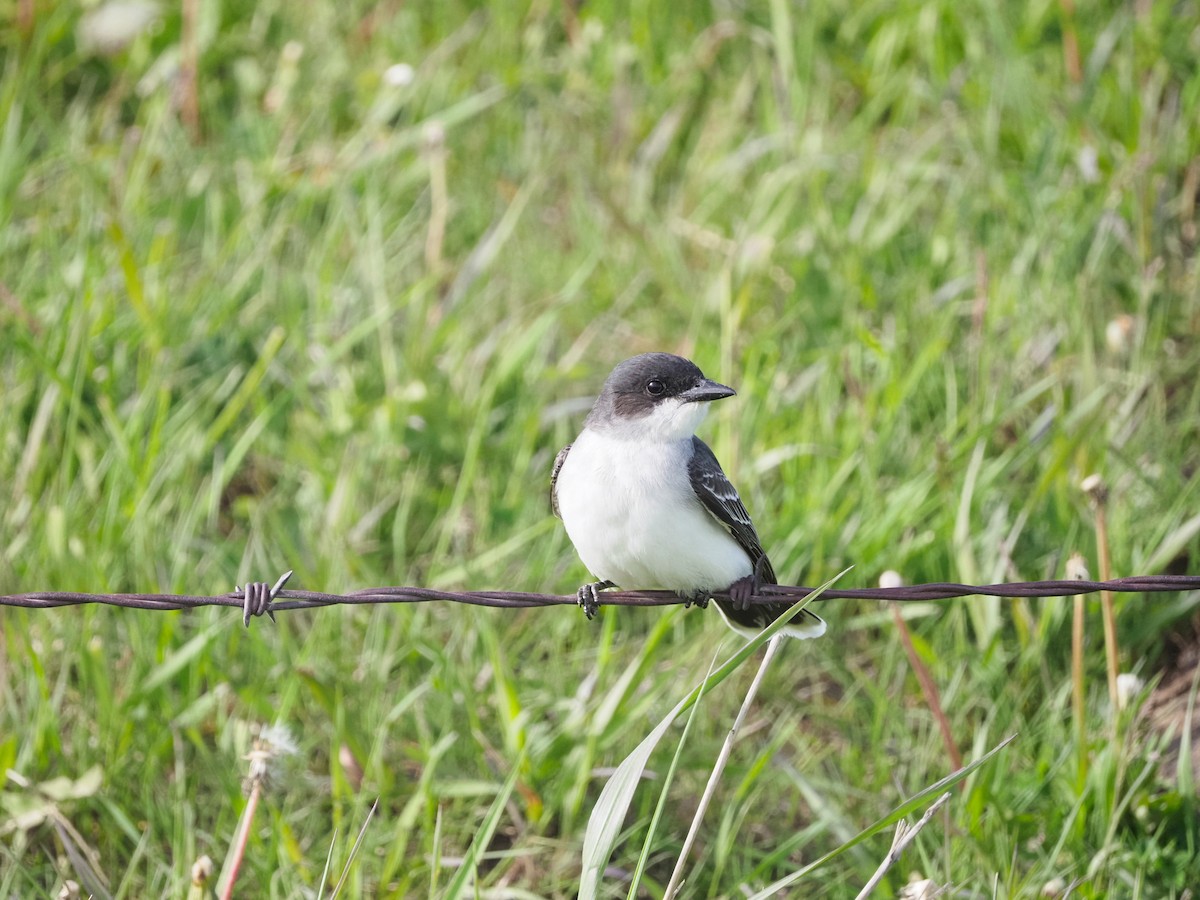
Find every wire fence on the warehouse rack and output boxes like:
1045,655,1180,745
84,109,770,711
3,572,1198,627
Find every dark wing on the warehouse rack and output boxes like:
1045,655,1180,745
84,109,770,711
689,437,826,636
687,437,777,584
550,444,572,518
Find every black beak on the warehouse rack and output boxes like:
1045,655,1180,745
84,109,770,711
680,378,736,403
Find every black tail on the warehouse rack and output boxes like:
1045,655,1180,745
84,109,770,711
713,599,827,639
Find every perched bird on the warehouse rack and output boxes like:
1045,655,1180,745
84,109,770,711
551,352,825,639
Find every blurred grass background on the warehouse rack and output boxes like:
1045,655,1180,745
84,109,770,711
1,0,1198,896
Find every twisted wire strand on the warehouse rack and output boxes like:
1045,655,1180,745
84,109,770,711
3,574,1198,626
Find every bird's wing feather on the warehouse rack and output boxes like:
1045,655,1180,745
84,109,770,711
687,437,777,584
550,444,572,518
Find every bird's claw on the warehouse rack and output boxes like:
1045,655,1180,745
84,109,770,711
727,557,771,611
681,590,710,610
577,580,614,620
728,573,759,611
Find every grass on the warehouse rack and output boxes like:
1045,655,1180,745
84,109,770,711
2,0,1199,896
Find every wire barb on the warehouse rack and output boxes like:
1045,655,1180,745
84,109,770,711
235,570,292,627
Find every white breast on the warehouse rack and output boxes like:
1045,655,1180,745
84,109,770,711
555,430,753,594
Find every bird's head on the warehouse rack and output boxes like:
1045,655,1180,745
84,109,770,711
586,352,736,442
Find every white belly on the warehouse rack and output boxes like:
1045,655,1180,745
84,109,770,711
555,431,752,593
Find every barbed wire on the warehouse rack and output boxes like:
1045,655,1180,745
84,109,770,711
3,572,1198,628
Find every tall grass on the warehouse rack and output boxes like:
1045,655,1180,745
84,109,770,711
2,0,1198,896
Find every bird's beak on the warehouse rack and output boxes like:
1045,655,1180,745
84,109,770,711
680,378,736,403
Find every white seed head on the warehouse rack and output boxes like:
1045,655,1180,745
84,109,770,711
1077,145,1100,183
422,121,446,150
1081,474,1108,505
899,879,940,899
1042,876,1067,896
281,41,304,64
77,1,159,56
1066,553,1090,581
384,62,415,88
1105,314,1134,355
1116,673,1144,710
191,856,214,885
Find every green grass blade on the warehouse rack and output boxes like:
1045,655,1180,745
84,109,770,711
749,733,1018,898
439,757,522,900
625,647,723,900
580,574,843,899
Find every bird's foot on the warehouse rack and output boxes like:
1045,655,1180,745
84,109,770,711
679,590,710,610
728,573,760,611
577,580,615,620
729,556,771,610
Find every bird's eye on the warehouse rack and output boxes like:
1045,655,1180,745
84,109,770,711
646,380,666,396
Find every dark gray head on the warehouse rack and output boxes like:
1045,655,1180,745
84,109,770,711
585,352,735,441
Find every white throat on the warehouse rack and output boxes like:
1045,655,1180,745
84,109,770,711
596,398,710,443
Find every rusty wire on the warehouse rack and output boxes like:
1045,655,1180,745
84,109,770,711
1,573,1197,628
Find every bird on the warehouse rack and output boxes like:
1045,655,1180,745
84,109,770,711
551,352,826,640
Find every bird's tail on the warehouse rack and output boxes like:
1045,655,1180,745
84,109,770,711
713,600,827,640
